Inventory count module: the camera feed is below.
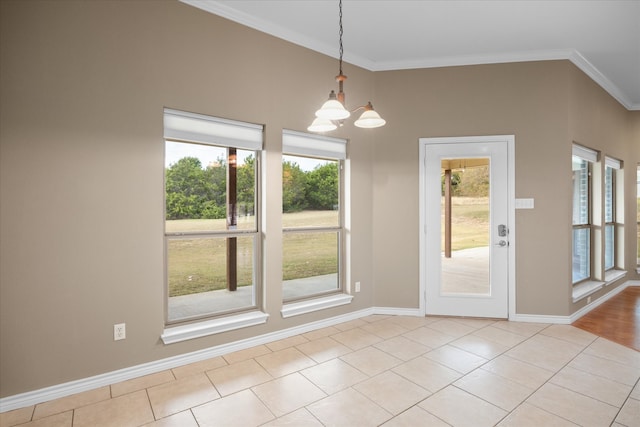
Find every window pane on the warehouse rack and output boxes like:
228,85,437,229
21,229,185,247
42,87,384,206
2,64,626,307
282,155,339,228
283,231,339,301
605,166,613,222
637,166,640,223
165,141,256,232
167,235,256,321
572,156,589,225
572,228,590,283
440,162,490,295
604,224,615,270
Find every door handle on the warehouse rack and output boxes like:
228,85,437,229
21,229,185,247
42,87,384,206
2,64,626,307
495,240,508,247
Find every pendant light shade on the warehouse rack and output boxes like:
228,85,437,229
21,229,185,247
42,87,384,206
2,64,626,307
315,90,351,120
354,102,386,128
307,0,385,132
307,117,338,132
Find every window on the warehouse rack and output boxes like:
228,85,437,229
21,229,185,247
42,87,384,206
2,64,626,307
572,144,597,284
604,156,622,271
164,109,263,324
637,165,640,269
282,130,346,302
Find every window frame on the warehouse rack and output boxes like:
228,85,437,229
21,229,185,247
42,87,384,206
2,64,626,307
281,130,347,304
603,157,620,271
637,164,640,270
572,144,597,285
163,108,264,326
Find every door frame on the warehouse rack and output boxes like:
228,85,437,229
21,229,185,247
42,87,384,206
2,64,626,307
418,135,516,319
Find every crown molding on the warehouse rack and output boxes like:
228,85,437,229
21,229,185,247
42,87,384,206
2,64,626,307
181,0,636,111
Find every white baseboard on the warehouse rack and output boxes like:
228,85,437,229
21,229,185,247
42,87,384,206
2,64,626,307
570,279,639,323
372,306,423,317
509,280,639,325
3,283,638,413
0,307,374,413
509,313,572,324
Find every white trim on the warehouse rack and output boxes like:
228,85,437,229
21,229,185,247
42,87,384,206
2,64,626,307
572,143,599,163
604,156,622,170
572,280,604,303
511,280,640,325
571,280,639,323
161,311,269,345
178,0,375,72
572,270,627,303
418,135,516,320
603,269,626,284
281,294,353,318
282,129,347,160
373,307,423,317
4,280,638,413
379,50,636,110
510,313,572,325
164,108,263,151
178,1,636,111
506,137,516,321
418,141,427,317
0,307,374,413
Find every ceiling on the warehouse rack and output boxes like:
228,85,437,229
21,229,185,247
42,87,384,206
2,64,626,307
184,0,640,110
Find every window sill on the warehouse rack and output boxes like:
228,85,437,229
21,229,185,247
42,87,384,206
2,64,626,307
161,311,269,345
604,269,626,285
572,280,604,303
281,293,353,318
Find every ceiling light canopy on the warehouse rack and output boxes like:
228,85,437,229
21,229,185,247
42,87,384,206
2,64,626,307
308,0,385,133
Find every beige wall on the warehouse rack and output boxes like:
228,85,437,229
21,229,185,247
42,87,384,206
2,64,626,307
567,66,640,311
371,62,573,315
370,62,639,315
0,0,376,397
1,0,638,399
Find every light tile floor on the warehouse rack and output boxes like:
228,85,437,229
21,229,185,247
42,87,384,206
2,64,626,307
2,315,639,427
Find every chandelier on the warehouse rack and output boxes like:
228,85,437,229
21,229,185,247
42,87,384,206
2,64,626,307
307,0,386,132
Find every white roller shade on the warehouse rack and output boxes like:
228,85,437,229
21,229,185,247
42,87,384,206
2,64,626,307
604,156,622,169
164,108,263,151
572,143,599,163
282,129,347,160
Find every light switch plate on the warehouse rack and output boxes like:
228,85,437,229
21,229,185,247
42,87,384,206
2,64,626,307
515,198,534,209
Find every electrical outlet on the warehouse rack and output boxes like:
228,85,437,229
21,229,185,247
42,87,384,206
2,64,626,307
355,281,361,292
114,323,126,341
587,296,591,304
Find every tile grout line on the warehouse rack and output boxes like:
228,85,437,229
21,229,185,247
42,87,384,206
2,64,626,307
144,388,157,423
601,371,640,426
6,319,637,427
520,333,626,426
491,325,591,426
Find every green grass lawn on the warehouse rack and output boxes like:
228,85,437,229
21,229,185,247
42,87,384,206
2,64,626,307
167,236,254,296
441,197,489,251
167,211,339,297
167,203,490,297
169,198,640,296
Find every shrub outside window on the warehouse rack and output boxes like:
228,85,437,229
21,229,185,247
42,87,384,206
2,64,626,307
282,130,346,302
164,109,262,324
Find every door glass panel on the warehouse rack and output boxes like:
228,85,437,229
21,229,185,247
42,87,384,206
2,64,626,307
440,158,490,295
